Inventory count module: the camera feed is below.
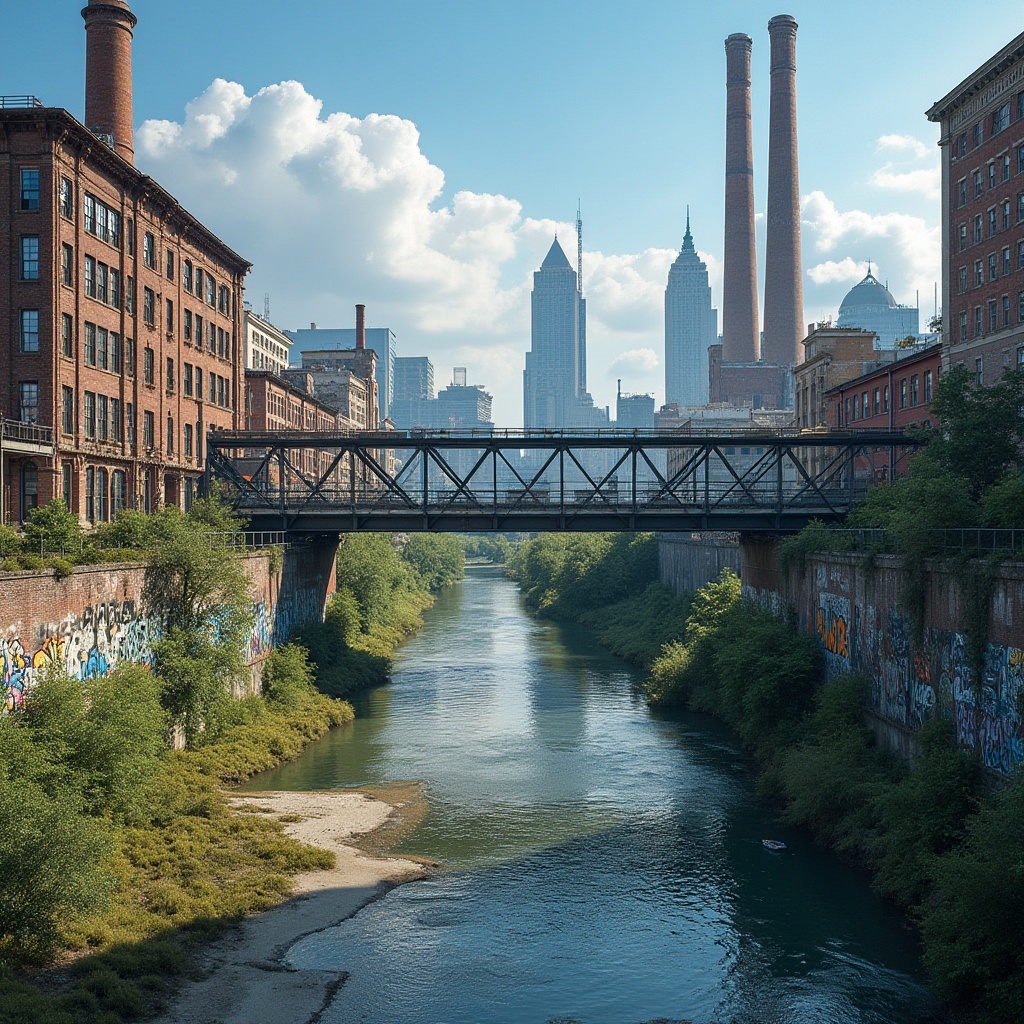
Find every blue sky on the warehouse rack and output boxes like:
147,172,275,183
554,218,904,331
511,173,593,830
5,2,1019,423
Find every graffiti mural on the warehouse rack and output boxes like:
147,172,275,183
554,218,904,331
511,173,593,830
816,592,852,676
247,602,273,662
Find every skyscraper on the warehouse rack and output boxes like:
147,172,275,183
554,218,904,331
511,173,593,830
523,237,604,428
665,212,718,408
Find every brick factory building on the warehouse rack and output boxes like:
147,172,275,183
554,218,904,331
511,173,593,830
927,31,1024,383
0,0,250,523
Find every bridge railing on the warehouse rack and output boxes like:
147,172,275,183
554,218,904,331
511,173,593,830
820,528,1024,557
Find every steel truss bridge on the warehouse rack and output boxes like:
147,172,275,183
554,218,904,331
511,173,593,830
205,429,919,535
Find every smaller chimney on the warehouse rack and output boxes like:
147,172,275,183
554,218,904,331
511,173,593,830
356,304,366,350
310,322,317,330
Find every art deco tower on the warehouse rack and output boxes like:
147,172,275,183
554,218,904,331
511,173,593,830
762,14,804,366
665,211,717,407
722,33,759,363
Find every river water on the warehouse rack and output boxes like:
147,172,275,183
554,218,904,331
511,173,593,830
244,565,942,1024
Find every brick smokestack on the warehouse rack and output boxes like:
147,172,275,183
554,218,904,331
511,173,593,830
762,14,803,366
82,0,137,164
723,33,759,362
355,304,366,349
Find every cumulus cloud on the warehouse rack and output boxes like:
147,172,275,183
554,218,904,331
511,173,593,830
868,133,940,200
136,78,681,422
609,348,659,373
876,134,932,160
801,191,940,321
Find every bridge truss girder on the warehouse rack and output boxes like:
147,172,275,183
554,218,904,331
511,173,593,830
205,430,919,534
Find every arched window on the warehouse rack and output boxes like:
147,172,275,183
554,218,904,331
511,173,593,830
183,259,193,293
96,468,109,522
111,470,126,515
21,461,38,521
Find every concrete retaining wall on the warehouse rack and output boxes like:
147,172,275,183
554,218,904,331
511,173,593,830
657,533,740,595
0,541,337,711
741,538,1024,775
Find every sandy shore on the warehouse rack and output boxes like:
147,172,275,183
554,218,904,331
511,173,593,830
152,787,432,1024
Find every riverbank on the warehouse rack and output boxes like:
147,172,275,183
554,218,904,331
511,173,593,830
152,787,432,1024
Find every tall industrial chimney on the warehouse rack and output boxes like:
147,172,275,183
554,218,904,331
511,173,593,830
762,15,804,366
82,0,137,165
355,304,366,350
722,33,759,363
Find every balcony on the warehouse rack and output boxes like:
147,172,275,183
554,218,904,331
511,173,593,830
0,418,54,455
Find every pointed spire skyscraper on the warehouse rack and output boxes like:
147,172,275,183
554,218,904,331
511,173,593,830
665,212,718,408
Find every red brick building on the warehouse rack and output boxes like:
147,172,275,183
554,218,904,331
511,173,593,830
0,0,249,523
826,343,942,478
927,32,1024,384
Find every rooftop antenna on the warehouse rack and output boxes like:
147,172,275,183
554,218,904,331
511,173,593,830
576,200,583,296
867,260,872,277
263,293,271,320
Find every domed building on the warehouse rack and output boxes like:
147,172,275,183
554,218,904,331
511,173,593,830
835,271,919,348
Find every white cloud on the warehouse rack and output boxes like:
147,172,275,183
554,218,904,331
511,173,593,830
807,257,869,286
609,348,659,373
876,134,932,160
136,78,681,422
869,165,940,199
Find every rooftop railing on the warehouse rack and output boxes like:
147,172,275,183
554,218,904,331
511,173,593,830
0,96,44,109
0,419,53,445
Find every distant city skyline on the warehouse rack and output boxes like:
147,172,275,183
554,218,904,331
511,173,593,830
4,1,1016,423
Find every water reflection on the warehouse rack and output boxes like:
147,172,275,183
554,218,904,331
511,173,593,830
247,566,942,1024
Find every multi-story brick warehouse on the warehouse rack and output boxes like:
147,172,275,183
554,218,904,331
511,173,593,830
0,0,250,523
927,31,1024,384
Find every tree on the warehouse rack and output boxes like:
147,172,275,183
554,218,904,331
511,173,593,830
402,534,465,591
23,499,81,554
924,365,1024,496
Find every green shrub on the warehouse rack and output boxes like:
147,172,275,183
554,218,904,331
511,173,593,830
49,557,74,581
261,644,316,706
16,554,44,571
402,534,465,590
23,499,81,555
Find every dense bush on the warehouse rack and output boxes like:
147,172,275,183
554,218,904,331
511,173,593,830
402,534,465,591
461,534,514,563
579,581,691,667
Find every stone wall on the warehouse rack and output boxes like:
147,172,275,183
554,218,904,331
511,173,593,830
741,538,1024,774
0,540,337,711
657,533,740,595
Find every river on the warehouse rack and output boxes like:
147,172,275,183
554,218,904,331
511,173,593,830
243,565,942,1024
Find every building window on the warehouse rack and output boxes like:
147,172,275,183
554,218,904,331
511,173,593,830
873,387,880,415
166,249,175,280
84,255,96,297
217,327,225,358
183,259,192,292
1004,200,1012,230
989,208,997,237
111,471,126,515
60,176,73,218
959,224,967,251
959,266,968,292
975,305,983,336
96,326,108,370
125,337,136,377
84,321,96,365
993,102,1011,134
61,386,74,434
143,287,155,325
166,416,174,455
111,398,121,441
20,168,39,210
974,214,983,243
184,363,193,396
1019,346,1024,369
125,275,134,314
974,170,983,197
975,260,984,286
899,379,907,409
167,357,175,392
989,298,998,331
218,285,230,314
209,373,216,403
195,422,203,462
990,254,998,280
910,375,919,407
143,232,155,268
97,394,108,440
97,468,110,522
924,369,933,402
96,262,108,304
1019,194,1024,222
84,391,96,437
20,236,39,280
126,218,134,257
195,267,204,298
166,298,174,334
973,123,983,148
882,384,890,412
195,367,203,397
1005,154,1012,181
976,357,984,385
61,243,74,286
205,274,215,307
143,347,154,384
184,308,192,341
184,422,193,457
1020,290,1024,323
958,179,967,207
1004,247,1013,276
989,163,997,190
143,410,154,448
1004,294,1012,327
61,313,73,358
19,310,39,353
85,466,95,523
126,402,135,443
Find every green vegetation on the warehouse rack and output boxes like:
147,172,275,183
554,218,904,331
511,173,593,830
461,534,515,563
509,529,1024,1021
0,643,351,1023
292,533,465,698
